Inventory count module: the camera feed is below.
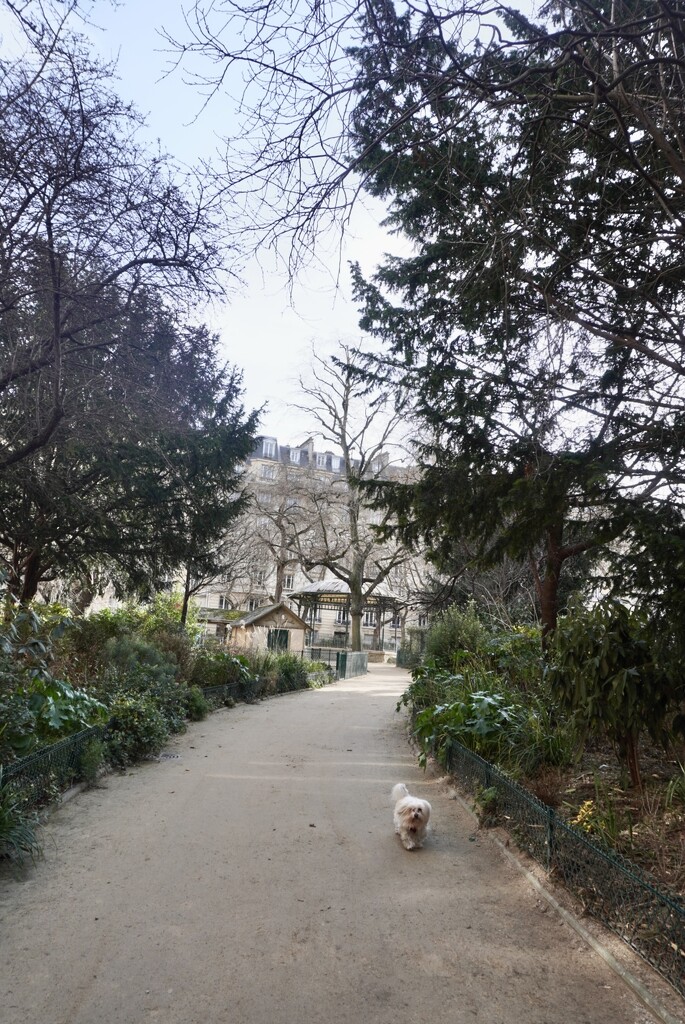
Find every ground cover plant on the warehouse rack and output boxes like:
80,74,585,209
402,603,685,894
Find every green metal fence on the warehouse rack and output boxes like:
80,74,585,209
335,651,368,679
201,678,256,705
444,739,685,998
2,726,105,812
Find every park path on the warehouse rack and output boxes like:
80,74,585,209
0,664,676,1024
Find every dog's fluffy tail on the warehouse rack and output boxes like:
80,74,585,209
391,783,409,804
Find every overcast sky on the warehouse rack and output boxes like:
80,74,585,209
75,0,400,445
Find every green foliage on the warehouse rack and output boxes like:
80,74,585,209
305,662,334,688
397,627,427,670
423,603,488,670
570,778,626,849
103,635,179,686
546,598,678,787
94,636,188,735
26,678,108,746
79,738,107,787
184,685,211,721
474,785,501,828
481,627,543,693
403,663,576,779
189,649,251,689
274,653,308,693
0,585,108,759
60,607,145,681
0,691,36,762
0,770,42,866
104,694,169,768
665,764,685,809
139,592,203,661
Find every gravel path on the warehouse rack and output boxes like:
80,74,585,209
0,664,678,1024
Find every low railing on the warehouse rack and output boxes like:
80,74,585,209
2,726,104,812
443,738,685,999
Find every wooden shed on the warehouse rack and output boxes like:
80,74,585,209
228,602,309,653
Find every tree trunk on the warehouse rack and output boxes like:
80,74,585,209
532,520,565,647
624,732,643,790
180,564,192,626
19,549,44,604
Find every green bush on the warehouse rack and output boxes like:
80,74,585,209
424,602,489,670
274,653,308,693
0,769,42,866
104,694,169,768
190,649,251,689
305,662,334,688
60,607,144,681
482,627,543,693
0,677,107,761
138,592,203,644
402,661,576,779
184,685,211,721
79,738,107,786
0,690,38,761
546,597,678,788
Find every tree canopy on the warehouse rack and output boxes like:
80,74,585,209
169,0,685,633
0,14,258,604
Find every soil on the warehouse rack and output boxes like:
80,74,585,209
524,739,685,894
0,664,682,1024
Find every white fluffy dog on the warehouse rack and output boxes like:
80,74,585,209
392,783,431,850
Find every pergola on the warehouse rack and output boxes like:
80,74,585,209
290,579,404,648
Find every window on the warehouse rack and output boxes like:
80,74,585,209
330,455,341,472
261,464,276,480
418,613,428,629
390,613,402,629
284,574,295,591
335,607,349,625
316,452,327,469
255,570,267,587
262,438,276,458
363,609,377,628
219,595,231,610
247,597,259,611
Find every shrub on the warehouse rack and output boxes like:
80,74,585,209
190,649,251,689
403,661,576,780
59,607,144,681
0,769,42,866
423,602,489,670
184,685,211,721
0,690,38,762
0,677,107,761
482,627,543,693
138,592,203,644
104,635,178,684
305,662,334,688
104,694,169,768
274,653,308,693
546,597,678,788
79,738,107,786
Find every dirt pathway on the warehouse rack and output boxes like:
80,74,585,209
0,664,678,1024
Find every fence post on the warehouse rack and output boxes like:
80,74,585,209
546,806,555,871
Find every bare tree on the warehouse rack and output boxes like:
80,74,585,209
248,462,321,603
291,345,410,650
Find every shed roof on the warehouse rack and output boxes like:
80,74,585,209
230,602,309,630
290,579,402,606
